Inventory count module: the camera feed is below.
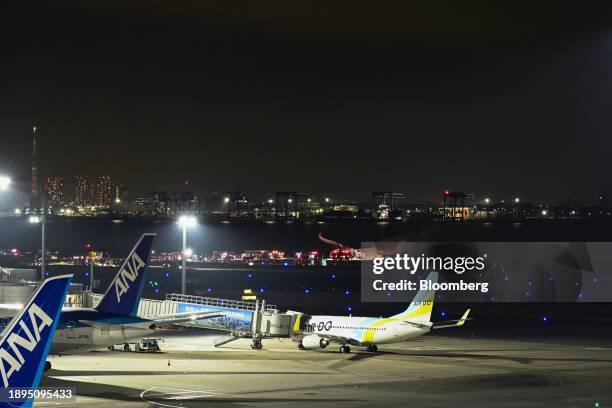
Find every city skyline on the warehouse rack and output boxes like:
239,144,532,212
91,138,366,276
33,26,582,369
3,127,611,207
2,2,612,203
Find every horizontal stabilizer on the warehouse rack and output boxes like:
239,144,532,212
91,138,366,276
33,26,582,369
433,309,472,329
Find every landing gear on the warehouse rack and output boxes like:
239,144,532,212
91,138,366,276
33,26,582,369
123,343,130,352
251,339,263,350
340,345,351,354
366,345,378,353
298,341,305,350
44,361,51,372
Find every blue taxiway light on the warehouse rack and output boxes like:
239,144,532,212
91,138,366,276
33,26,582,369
440,311,446,318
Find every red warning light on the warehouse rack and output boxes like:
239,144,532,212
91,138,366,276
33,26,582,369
444,190,450,196
84,243,92,249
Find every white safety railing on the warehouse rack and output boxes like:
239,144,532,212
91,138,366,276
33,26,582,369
166,293,278,313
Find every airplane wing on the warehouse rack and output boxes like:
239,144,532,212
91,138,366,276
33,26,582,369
432,309,472,329
401,320,432,330
80,320,148,330
79,311,226,330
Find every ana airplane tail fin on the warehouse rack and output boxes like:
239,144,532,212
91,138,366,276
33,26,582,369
0,274,72,406
95,234,155,316
391,271,438,322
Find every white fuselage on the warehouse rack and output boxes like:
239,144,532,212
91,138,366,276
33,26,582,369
305,315,431,346
50,308,153,355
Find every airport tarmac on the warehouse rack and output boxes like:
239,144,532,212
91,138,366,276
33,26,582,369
40,331,612,408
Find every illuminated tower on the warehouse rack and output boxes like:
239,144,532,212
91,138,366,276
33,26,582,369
75,175,92,207
46,176,64,208
30,125,40,209
95,173,113,207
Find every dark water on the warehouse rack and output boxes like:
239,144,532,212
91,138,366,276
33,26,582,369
4,218,612,323
43,262,612,328
1,217,612,254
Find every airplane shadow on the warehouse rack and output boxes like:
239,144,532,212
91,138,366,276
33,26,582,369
327,347,612,370
47,369,327,376
41,377,359,406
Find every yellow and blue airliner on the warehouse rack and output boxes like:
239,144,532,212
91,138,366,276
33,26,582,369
293,272,470,353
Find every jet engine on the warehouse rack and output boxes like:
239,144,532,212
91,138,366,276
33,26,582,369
301,334,329,349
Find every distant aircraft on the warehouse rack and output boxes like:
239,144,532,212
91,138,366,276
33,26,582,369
0,274,72,408
51,234,223,356
292,272,470,353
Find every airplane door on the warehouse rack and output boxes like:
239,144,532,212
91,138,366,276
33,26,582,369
66,321,76,339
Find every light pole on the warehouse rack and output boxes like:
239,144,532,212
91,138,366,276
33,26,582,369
177,215,197,295
0,176,10,191
29,214,45,280
0,176,12,217
224,196,230,219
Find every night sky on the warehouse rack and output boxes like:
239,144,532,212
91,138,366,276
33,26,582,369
1,1,612,204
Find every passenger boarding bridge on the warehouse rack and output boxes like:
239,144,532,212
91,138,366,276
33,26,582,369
86,291,295,349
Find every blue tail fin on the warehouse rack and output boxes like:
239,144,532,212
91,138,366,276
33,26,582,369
0,274,72,406
95,234,155,316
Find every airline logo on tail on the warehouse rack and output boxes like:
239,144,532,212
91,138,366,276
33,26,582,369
95,233,155,317
0,304,52,387
114,251,145,303
0,274,72,395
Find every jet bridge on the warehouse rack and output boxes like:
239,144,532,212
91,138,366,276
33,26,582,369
85,291,297,349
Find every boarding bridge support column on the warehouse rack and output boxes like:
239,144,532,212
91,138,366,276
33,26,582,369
251,299,264,349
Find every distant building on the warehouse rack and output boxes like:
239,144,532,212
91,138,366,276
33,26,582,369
150,191,170,216
133,195,152,208
95,174,113,207
223,191,249,218
168,191,200,216
75,175,93,207
372,192,405,219
442,191,470,221
275,192,309,219
45,176,64,208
